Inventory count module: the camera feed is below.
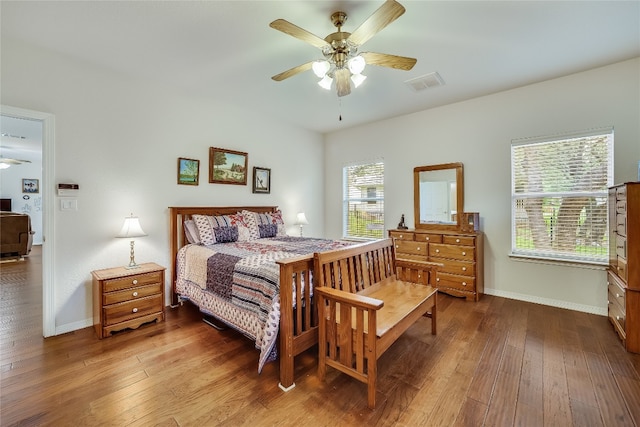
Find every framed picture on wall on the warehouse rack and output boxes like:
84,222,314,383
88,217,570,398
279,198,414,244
252,167,271,194
209,147,248,185
22,178,39,194
177,157,200,185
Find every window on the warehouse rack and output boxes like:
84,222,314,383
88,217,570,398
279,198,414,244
511,128,613,264
343,161,384,239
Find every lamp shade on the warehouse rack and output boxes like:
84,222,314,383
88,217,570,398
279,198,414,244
295,212,309,225
312,60,330,78
117,215,147,238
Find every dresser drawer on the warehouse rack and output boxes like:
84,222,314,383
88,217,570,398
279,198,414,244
616,214,626,236
442,235,475,246
439,259,475,277
608,300,626,332
436,272,476,292
429,243,475,261
103,283,163,305
616,185,626,201
103,294,163,326
616,235,626,258
608,284,625,314
414,233,442,243
394,240,427,256
389,231,414,241
103,271,163,293
616,257,628,283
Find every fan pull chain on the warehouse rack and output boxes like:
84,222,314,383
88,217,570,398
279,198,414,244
338,98,342,121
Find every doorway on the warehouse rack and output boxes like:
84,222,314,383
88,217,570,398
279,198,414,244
1,105,55,337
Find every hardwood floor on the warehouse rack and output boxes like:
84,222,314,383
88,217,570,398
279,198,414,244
1,250,639,426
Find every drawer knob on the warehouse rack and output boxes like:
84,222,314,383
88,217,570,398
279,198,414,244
133,291,139,297
417,247,421,250
132,279,138,285
436,278,440,282
132,308,138,313
399,234,403,238
462,267,467,271
426,237,430,241
462,282,467,286
435,249,440,253
616,315,621,320
462,252,467,256
456,238,460,243
616,293,622,298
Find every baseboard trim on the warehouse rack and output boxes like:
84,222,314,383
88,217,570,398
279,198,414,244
484,288,607,316
55,318,92,336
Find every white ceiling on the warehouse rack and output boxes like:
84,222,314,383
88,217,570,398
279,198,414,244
1,0,639,144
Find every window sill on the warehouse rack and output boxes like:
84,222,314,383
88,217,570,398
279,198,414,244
509,253,608,270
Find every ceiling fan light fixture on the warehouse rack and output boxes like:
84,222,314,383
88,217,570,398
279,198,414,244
351,73,367,88
347,55,366,75
318,75,333,90
0,163,10,169
312,60,330,78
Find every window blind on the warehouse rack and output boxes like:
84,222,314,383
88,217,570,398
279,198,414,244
343,161,384,239
511,129,613,263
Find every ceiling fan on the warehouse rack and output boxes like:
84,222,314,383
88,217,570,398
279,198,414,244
0,157,31,169
269,0,416,97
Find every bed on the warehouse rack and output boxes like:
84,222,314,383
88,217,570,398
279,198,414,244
169,206,352,391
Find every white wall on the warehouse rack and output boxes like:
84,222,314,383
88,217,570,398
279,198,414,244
324,58,640,315
0,158,44,244
1,37,325,333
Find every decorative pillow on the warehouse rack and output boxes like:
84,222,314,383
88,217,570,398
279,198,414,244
240,210,261,240
258,223,278,238
183,219,200,244
213,226,239,243
228,212,251,242
192,214,238,245
257,210,287,237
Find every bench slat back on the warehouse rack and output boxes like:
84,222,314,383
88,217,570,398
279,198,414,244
314,238,397,292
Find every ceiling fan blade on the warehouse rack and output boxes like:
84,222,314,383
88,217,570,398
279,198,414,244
269,19,329,49
361,52,416,70
348,0,406,46
271,61,314,81
0,157,31,165
335,69,351,97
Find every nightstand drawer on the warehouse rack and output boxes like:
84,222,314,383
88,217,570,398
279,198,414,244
104,283,163,305
103,294,162,326
608,300,626,332
103,271,163,293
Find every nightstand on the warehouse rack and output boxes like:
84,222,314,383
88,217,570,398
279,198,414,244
92,262,166,339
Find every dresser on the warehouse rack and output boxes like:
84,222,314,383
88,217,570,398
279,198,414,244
607,182,640,353
92,263,166,339
389,228,484,301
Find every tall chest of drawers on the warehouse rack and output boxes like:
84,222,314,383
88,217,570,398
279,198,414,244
389,229,484,301
607,182,640,353
92,263,166,339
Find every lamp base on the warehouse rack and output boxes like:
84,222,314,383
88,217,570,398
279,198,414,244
125,263,141,269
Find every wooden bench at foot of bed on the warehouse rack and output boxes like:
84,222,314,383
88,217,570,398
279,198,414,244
314,238,439,409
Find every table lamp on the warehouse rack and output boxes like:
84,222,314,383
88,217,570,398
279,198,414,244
117,214,147,268
295,212,309,237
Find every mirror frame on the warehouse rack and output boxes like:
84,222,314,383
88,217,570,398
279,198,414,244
414,162,464,231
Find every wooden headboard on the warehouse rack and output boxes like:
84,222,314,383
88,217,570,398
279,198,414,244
168,206,279,306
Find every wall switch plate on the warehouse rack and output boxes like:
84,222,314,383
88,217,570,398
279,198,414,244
60,199,77,211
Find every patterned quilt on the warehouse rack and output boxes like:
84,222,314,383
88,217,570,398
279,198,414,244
176,236,353,373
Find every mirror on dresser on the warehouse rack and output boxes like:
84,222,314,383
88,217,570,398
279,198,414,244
413,162,464,231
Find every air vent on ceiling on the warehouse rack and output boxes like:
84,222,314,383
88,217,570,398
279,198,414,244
404,72,445,92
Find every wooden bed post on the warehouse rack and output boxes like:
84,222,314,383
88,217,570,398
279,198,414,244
278,259,295,391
